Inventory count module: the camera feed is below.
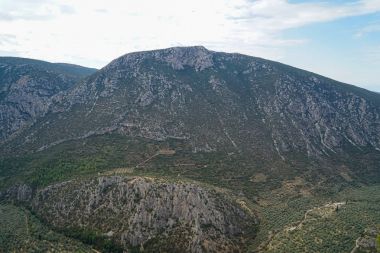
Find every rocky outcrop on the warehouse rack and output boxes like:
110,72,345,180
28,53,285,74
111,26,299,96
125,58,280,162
351,226,380,253
107,46,214,72
30,176,257,252
15,46,379,160
256,75,380,156
2,47,380,190
0,183,33,202
0,57,96,142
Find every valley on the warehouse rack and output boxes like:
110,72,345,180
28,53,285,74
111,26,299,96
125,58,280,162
0,47,379,252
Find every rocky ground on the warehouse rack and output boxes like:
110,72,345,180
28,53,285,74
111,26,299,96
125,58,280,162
1,175,258,253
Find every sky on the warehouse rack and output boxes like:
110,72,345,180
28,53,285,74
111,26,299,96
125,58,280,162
0,0,379,92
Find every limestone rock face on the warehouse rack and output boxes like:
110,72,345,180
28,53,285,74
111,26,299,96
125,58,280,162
14,46,379,160
352,226,380,253
2,47,380,188
107,46,214,71
0,184,33,202
31,176,256,252
0,57,96,142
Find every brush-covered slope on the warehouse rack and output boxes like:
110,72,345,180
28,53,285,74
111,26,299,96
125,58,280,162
1,47,380,253
0,57,96,142
9,46,380,156
3,47,379,186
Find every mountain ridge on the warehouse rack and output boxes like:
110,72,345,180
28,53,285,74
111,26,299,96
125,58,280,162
18,47,380,153
1,46,379,193
0,56,97,77
0,57,97,142
106,46,380,95
1,46,380,253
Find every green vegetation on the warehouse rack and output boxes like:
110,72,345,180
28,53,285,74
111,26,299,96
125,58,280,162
0,133,344,196
1,132,379,253
252,185,380,253
0,203,92,252
60,227,124,253
1,47,380,253
0,134,155,189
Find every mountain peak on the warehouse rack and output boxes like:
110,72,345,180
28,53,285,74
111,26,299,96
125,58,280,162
156,46,213,71
107,46,214,71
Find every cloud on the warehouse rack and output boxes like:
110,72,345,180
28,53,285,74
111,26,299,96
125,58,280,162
0,34,17,45
228,0,380,34
355,22,380,37
246,0,379,21
0,33,22,57
0,34,22,56
0,0,74,21
94,9,108,14
0,0,379,69
0,0,379,91
59,5,76,15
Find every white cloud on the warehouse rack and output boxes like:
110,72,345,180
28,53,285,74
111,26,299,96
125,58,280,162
232,0,380,29
356,22,380,37
0,0,379,71
0,0,74,21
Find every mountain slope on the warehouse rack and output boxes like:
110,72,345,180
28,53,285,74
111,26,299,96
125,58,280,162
2,176,257,253
0,57,96,142
11,47,379,155
1,47,380,253
3,47,379,187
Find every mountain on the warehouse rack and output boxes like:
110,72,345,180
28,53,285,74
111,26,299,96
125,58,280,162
0,57,97,142
4,46,379,186
9,47,380,154
1,176,257,252
0,47,379,252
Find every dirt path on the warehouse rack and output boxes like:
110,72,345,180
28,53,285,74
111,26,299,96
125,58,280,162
286,202,345,232
24,212,31,243
135,149,176,168
135,153,160,168
350,236,361,253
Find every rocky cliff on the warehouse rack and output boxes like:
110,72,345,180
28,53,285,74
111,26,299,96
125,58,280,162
2,176,257,253
6,46,378,159
1,47,379,253
0,57,96,142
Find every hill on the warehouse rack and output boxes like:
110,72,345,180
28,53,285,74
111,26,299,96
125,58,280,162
0,47,379,252
0,57,96,141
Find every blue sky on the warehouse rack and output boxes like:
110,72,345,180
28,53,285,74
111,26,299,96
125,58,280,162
282,10,380,91
0,0,379,91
